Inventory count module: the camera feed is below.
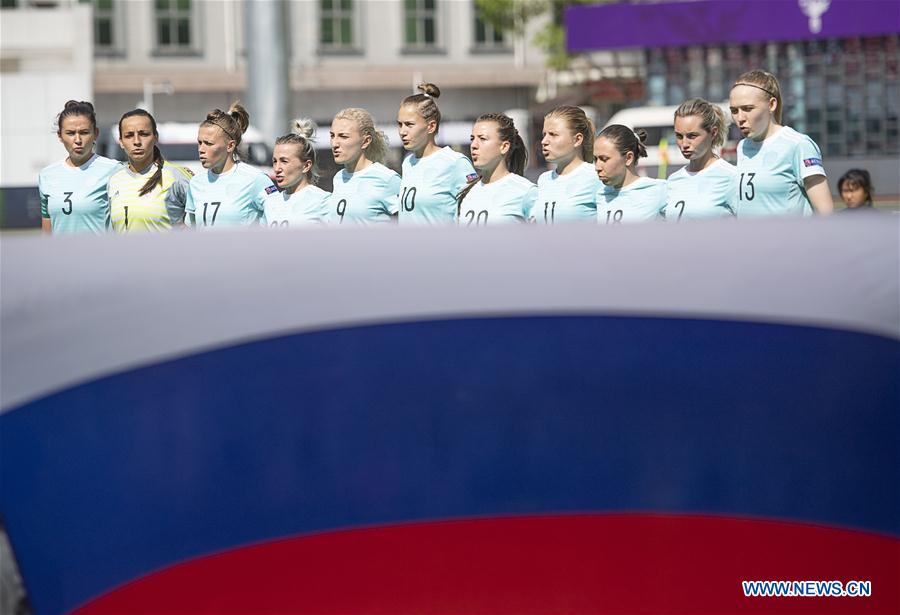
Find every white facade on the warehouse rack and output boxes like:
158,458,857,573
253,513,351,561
0,3,94,186
90,0,548,128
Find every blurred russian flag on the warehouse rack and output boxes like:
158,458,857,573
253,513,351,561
2,218,897,614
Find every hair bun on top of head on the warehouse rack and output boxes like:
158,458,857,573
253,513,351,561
417,83,441,99
64,100,94,112
291,118,318,141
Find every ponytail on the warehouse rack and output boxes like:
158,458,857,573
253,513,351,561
457,112,528,208
139,146,165,196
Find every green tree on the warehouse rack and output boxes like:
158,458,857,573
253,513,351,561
476,0,615,70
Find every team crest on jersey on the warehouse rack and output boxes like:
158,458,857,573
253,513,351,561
265,185,279,194
803,157,823,167
466,173,479,182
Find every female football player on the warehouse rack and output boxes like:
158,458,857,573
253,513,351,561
108,109,192,232
330,107,400,226
187,102,277,229
397,83,476,225
665,98,737,221
264,118,331,227
534,105,600,224
594,125,667,224
729,69,833,216
39,100,120,234
457,113,537,226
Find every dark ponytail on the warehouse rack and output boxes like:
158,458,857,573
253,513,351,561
597,124,648,164
119,108,164,196
457,112,528,208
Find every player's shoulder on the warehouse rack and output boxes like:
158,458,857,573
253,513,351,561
92,155,122,172
537,169,555,186
507,173,536,190
306,184,330,200
235,162,270,180
370,162,400,180
163,162,194,182
711,158,738,176
438,146,469,164
39,158,70,180
108,164,131,182
778,126,813,144
667,166,689,182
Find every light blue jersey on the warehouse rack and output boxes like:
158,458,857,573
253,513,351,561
735,126,826,218
665,159,738,222
39,154,120,234
458,173,537,226
597,177,667,225
533,161,600,224
186,163,277,229
263,185,331,228
399,146,476,225
330,162,400,226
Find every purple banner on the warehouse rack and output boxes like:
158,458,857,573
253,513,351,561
566,0,900,51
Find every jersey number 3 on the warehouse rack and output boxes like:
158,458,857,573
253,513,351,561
62,191,73,215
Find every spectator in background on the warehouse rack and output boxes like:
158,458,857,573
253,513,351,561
837,169,875,211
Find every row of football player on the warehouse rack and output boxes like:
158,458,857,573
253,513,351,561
40,68,856,234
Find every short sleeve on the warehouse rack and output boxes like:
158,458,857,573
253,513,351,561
166,171,191,224
522,183,539,220
794,135,826,181
38,173,49,218
254,172,279,212
185,180,196,214
384,172,401,215
726,171,739,215
657,181,668,216
571,167,601,204
452,156,477,196
317,191,332,222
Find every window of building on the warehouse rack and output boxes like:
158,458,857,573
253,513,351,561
319,0,357,52
78,0,122,55
473,2,506,50
155,0,195,53
404,0,438,51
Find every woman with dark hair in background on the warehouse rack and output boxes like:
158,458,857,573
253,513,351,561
837,169,875,211
593,124,666,224
39,100,120,234
108,109,193,232
457,113,537,226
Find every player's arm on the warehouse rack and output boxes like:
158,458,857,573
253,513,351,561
804,175,834,215
39,180,51,233
41,218,51,233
